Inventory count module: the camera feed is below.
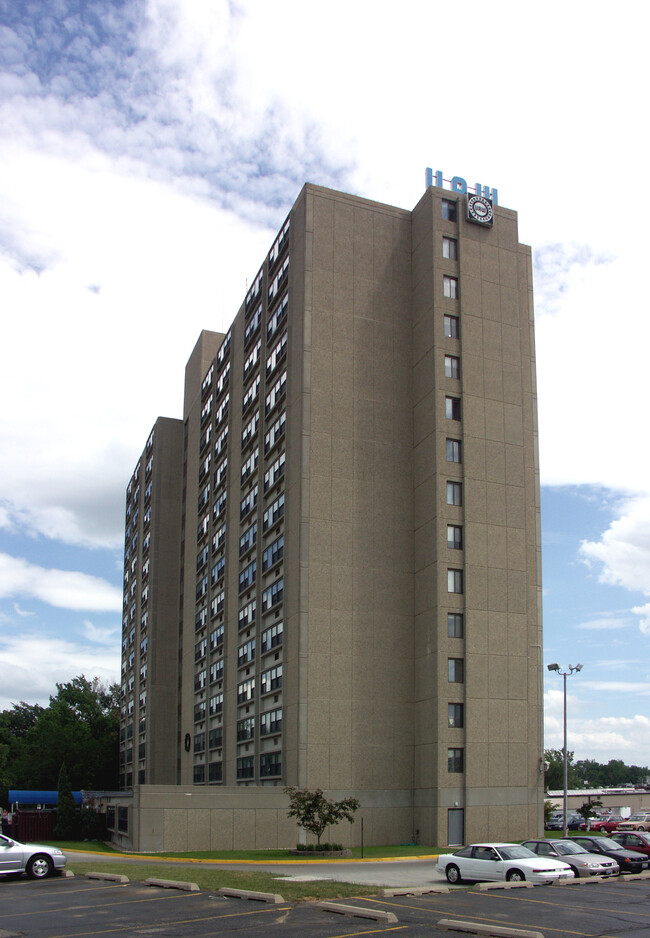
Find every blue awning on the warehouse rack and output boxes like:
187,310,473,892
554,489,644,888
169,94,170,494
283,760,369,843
9,790,82,806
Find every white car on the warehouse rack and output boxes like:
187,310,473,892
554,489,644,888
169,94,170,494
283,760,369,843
436,842,575,885
0,834,67,878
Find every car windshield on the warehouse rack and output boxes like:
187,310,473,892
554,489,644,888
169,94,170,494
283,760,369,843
591,837,623,850
555,842,587,855
497,846,536,860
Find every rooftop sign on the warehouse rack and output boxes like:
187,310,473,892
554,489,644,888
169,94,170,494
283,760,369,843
425,168,498,205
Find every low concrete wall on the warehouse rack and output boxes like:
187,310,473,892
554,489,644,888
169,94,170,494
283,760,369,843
103,785,415,853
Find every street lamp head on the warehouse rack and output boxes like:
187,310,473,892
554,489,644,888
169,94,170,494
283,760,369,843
547,662,560,672
569,663,583,673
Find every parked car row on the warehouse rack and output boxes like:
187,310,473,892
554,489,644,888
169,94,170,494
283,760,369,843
545,812,650,833
435,835,650,885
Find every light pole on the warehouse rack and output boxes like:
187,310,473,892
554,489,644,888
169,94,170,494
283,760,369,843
547,662,583,838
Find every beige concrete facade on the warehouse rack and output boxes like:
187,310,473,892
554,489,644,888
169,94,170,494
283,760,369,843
117,182,543,852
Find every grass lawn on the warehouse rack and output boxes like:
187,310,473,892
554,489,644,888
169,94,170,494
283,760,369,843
66,861,380,901
62,842,440,901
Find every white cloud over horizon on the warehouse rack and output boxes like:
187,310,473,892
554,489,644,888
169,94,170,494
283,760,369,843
0,631,120,711
0,553,122,611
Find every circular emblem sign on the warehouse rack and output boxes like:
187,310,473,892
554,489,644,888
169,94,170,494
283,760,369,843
466,195,494,226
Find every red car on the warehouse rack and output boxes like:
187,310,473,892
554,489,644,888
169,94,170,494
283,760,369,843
581,815,624,832
609,831,650,858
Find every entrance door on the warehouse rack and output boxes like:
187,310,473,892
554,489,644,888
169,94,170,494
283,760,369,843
448,808,464,846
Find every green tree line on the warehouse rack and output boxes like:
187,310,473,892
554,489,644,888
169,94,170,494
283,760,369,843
0,676,119,807
545,749,649,791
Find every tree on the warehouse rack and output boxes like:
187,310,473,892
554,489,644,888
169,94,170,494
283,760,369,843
544,749,581,791
53,762,78,840
576,799,603,823
1,676,119,793
284,787,360,846
543,800,556,825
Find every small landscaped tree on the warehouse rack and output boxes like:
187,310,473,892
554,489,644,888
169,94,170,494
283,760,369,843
284,787,360,847
576,799,603,828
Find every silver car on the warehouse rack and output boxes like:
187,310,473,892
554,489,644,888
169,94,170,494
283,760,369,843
0,834,66,878
521,839,619,877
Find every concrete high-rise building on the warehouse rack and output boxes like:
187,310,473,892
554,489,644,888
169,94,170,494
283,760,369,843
115,178,543,852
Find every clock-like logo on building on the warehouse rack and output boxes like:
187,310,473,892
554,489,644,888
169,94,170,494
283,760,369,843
466,195,494,226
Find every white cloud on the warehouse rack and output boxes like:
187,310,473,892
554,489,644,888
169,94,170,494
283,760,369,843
632,604,650,636
0,632,119,711
12,603,34,618
82,618,119,645
544,690,650,764
578,498,650,637
575,617,631,632
0,553,122,611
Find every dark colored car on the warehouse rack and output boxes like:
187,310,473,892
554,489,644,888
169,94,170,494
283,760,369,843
572,835,650,874
545,813,582,831
609,831,650,858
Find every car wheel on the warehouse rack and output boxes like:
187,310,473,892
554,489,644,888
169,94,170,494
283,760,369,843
445,864,462,884
26,854,53,879
568,864,581,877
506,869,526,882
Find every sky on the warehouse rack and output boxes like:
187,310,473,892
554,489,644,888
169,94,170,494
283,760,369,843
1,0,649,768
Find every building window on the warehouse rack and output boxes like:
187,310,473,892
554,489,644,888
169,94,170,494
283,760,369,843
238,638,256,667
193,764,205,783
443,276,458,299
445,396,461,420
447,613,464,638
444,315,459,339
260,707,282,736
448,703,464,728
446,439,462,463
262,578,283,612
446,481,462,506
448,568,463,593
237,756,255,780
261,664,282,695
442,200,457,222
448,658,464,682
261,621,283,652
444,355,460,379
443,236,458,260
237,678,255,704
209,761,223,783
237,716,255,741
262,534,284,572
260,751,282,778
209,692,223,715
447,525,463,550
448,748,464,773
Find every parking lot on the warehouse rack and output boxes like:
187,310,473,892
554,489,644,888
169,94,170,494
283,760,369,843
3,872,650,937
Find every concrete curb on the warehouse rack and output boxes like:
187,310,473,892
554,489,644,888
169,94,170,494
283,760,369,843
380,885,450,896
437,919,543,938
317,902,398,923
85,872,129,883
61,870,75,878
475,881,533,891
217,887,285,903
145,878,199,892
